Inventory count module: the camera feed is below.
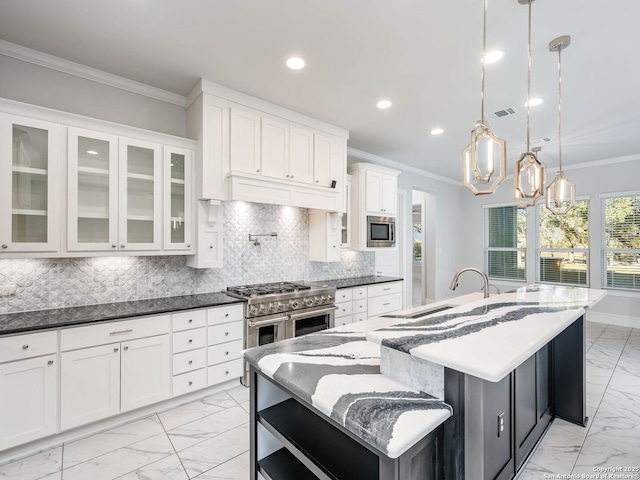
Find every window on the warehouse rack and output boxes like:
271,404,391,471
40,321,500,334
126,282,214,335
485,205,526,280
537,200,589,286
602,194,640,291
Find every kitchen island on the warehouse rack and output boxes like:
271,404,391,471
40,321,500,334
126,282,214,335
243,284,606,480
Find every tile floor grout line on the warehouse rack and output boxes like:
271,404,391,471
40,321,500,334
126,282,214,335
569,325,634,475
189,450,249,480
157,410,191,480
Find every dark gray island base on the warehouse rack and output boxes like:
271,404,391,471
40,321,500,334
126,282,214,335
249,367,443,480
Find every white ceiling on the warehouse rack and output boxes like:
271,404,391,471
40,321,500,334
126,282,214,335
1,0,639,182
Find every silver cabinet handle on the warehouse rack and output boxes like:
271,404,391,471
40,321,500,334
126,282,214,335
286,174,290,178
225,370,229,375
1,244,8,249
188,360,193,364
110,329,133,335
48,360,54,365
188,381,193,386
112,244,116,248
225,351,229,356
256,169,260,173
121,244,125,248
188,339,193,343
383,302,391,306
225,313,229,317
22,345,29,350
209,245,213,249
188,319,193,323
383,288,391,291
114,348,119,352
124,346,129,351
224,331,229,336
186,244,191,248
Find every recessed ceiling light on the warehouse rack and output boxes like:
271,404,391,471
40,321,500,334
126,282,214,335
87,150,98,155
484,50,504,64
376,100,392,109
430,128,444,135
524,97,543,107
286,57,305,70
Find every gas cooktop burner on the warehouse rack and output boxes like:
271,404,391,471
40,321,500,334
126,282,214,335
227,282,312,298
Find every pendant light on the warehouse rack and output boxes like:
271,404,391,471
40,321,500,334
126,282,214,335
463,0,506,196
546,35,576,215
514,0,545,207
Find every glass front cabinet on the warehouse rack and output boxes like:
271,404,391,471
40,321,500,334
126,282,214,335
163,146,193,251
0,114,61,253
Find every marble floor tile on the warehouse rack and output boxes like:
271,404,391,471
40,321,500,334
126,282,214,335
225,385,249,405
598,390,640,424
116,453,188,480
63,433,175,480
177,424,249,478
158,391,238,431
64,415,165,468
572,435,640,475
586,381,608,409
524,421,586,474
586,345,623,370
586,360,615,385
167,406,249,452
516,459,555,479
600,325,633,339
239,401,250,414
193,451,250,480
0,447,62,480
584,410,640,458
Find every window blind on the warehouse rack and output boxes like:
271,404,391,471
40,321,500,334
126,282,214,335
602,194,640,290
537,200,589,286
486,206,526,280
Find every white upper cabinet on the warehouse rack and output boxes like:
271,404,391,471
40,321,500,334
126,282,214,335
0,114,60,253
68,128,119,251
261,116,289,180
230,105,261,175
118,137,162,251
163,146,193,251
365,170,397,215
288,125,314,184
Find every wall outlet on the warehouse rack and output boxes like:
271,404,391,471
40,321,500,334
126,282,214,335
0,284,17,296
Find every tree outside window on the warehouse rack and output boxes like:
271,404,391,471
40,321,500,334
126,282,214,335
602,194,640,290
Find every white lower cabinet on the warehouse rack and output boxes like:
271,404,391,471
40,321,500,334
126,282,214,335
171,308,207,397
207,304,243,387
335,286,368,326
0,354,58,450
61,343,121,430
367,281,403,317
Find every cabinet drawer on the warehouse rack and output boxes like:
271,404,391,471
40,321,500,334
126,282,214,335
173,328,207,354
368,281,402,298
173,348,207,375
352,300,367,314
208,340,243,366
208,322,243,345
352,287,367,300
335,288,353,303
0,331,57,363
172,309,206,332
335,316,352,327
173,369,207,397
208,304,243,326
335,302,353,318
353,312,368,323
208,359,243,386
368,293,403,317
61,315,171,351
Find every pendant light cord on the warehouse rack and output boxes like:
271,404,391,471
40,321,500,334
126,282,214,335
481,0,487,124
558,46,563,173
526,0,532,152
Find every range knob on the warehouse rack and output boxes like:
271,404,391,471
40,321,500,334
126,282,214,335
248,306,258,316
290,300,300,309
258,304,268,314
268,303,277,313
305,298,314,307
278,302,287,311
320,295,327,303
327,294,334,302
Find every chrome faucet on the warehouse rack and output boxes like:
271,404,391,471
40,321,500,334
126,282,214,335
449,267,491,299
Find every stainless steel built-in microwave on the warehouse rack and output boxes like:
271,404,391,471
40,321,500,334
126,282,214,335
367,216,396,248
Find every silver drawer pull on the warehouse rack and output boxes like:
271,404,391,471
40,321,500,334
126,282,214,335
48,360,54,365
188,381,193,386
124,346,129,351
225,331,229,336
188,360,193,364
188,319,193,323
225,370,229,375
22,345,29,350
114,348,119,352
225,351,229,356
383,288,391,291
383,302,391,306
110,329,133,336
225,313,229,317
188,339,193,343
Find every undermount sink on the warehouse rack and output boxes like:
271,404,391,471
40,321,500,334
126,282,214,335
380,303,455,320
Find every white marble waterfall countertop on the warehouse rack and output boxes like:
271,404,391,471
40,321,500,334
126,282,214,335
243,331,452,459
367,284,607,382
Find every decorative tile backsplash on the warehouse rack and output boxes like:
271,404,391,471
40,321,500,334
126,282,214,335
0,201,374,313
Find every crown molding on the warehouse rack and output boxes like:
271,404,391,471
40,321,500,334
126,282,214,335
347,147,463,186
0,39,186,107
562,153,640,172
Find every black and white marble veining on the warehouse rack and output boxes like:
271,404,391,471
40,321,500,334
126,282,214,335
243,332,452,458
0,292,242,335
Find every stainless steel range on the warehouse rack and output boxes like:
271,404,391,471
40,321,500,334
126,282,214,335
226,281,337,385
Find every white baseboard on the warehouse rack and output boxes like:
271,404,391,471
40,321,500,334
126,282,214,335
587,311,640,329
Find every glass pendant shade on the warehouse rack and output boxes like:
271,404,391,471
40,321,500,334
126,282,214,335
546,171,575,214
463,121,506,195
514,151,545,206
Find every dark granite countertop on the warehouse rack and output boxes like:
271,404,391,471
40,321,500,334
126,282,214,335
0,292,242,336
314,275,403,289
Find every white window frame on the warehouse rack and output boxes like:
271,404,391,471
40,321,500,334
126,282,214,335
484,203,526,282
600,191,640,292
535,197,590,287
